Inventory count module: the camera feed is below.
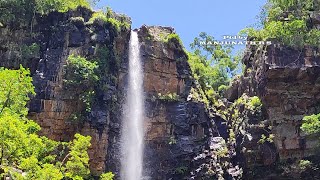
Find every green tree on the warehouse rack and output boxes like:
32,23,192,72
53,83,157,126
241,0,320,48
64,55,99,113
64,55,99,90
189,32,241,92
0,65,35,116
0,66,113,180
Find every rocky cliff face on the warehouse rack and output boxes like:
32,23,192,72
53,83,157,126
0,7,224,179
1,7,131,176
137,26,210,179
227,44,320,179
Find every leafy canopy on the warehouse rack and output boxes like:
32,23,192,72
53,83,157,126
0,66,113,179
0,0,98,26
188,32,241,92
0,66,35,116
64,54,99,90
241,0,320,48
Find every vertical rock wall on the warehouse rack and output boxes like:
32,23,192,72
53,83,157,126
0,7,131,176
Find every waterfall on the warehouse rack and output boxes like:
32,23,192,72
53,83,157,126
120,31,145,180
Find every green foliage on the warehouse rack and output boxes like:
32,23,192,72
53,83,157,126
88,10,130,32
35,0,91,14
0,67,115,179
249,96,262,110
156,93,179,102
95,46,110,75
218,85,228,95
0,66,35,116
163,33,183,45
0,0,95,27
100,172,114,180
21,43,40,59
298,160,312,170
88,12,108,24
64,54,99,89
219,94,263,145
240,0,320,48
189,32,241,93
64,55,98,113
0,0,35,26
62,134,91,179
216,146,228,158
258,134,275,144
301,113,320,134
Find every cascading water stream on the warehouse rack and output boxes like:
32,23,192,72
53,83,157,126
120,31,145,180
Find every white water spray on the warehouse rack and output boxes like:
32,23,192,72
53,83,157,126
120,31,145,180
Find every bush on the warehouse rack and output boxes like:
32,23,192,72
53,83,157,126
301,113,320,134
218,85,228,95
299,160,312,170
100,172,114,180
0,0,93,27
88,11,130,32
36,0,91,14
88,12,108,24
157,93,179,102
258,134,274,144
164,33,183,45
64,55,99,113
249,96,262,109
64,55,99,89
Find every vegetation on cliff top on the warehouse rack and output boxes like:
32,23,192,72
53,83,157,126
0,66,113,179
88,8,130,32
0,0,97,26
241,0,320,48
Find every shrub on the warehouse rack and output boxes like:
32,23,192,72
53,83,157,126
258,134,274,144
1,0,93,27
218,85,228,95
64,55,99,113
100,172,114,180
164,33,183,45
21,43,40,59
64,55,99,89
88,11,130,32
249,96,262,109
36,0,91,14
299,160,312,170
88,12,108,24
95,46,110,74
301,113,320,134
157,93,179,102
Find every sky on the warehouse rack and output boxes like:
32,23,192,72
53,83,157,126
96,0,267,52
